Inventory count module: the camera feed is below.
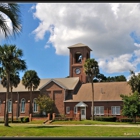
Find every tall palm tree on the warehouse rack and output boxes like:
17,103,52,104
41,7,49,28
0,69,20,122
22,70,40,115
84,58,99,120
9,71,20,122
0,44,27,126
0,3,22,39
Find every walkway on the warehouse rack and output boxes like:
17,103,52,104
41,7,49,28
1,123,140,127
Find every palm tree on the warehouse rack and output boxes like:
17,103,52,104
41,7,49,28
0,69,20,122
9,71,20,122
0,3,21,39
84,58,99,120
22,70,40,115
0,44,27,126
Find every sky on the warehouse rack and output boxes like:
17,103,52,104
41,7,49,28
1,2,140,81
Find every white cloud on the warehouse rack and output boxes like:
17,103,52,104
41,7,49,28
134,43,140,48
98,54,135,73
31,3,140,74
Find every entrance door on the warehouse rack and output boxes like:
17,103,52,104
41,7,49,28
81,108,86,120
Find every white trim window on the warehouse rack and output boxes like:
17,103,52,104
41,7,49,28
33,98,38,113
74,106,77,114
21,98,25,113
91,106,104,115
8,99,12,113
66,106,70,114
111,106,120,115
94,106,104,115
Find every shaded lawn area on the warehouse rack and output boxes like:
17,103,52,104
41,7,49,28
0,125,140,137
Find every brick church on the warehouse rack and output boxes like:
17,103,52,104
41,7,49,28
0,43,132,120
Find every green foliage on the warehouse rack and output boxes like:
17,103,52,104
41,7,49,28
20,117,29,123
84,58,99,121
94,116,117,122
106,75,126,82
35,94,54,115
94,73,126,82
84,58,99,82
127,70,140,94
0,3,22,39
0,44,27,126
120,91,140,123
22,70,40,91
120,118,133,122
22,70,40,114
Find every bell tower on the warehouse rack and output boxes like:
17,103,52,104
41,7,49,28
68,43,92,83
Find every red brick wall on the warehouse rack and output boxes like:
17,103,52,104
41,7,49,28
65,101,124,120
0,81,66,119
69,47,90,83
40,81,65,115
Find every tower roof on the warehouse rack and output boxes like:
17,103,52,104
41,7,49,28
68,43,92,51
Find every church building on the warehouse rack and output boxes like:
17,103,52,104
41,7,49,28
0,43,132,120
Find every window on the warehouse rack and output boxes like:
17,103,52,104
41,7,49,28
66,106,70,114
33,98,38,113
74,106,77,114
8,99,12,113
91,106,104,115
21,98,25,113
75,52,82,63
111,106,120,115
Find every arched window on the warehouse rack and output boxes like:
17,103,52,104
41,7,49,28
21,98,25,113
8,99,12,113
33,98,38,113
75,52,82,63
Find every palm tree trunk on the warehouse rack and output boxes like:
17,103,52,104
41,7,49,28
91,81,94,120
4,72,10,126
11,87,13,123
30,87,32,115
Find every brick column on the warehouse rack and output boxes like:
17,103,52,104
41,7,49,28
29,113,32,122
52,113,55,120
48,113,50,120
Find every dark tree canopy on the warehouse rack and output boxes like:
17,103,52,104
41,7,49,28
120,91,140,123
128,70,140,94
0,3,22,39
35,95,54,115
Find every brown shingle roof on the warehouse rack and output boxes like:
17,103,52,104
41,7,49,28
65,82,132,102
0,77,79,92
68,43,92,51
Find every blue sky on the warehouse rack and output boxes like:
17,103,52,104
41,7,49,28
1,3,140,80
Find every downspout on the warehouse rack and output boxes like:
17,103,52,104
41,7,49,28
64,89,66,101
16,92,19,120
64,89,66,116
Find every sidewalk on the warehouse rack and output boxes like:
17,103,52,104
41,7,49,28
1,123,140,127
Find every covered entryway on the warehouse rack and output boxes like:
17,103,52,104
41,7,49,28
75,101,88,120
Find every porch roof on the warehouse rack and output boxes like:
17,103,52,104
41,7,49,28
75,101,88,107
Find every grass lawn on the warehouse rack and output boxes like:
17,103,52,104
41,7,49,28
28,119,140,125
0,124,140,137
0,120,140,137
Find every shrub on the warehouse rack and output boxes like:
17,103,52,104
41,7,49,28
120,118,133,122
95,116,117,122
20,117,29,123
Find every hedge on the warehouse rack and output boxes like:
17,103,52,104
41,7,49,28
94,116,117,122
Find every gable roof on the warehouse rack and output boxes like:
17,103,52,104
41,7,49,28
68,43,92,51
39,77,79,90
0,77,79,92
65,81,132,102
